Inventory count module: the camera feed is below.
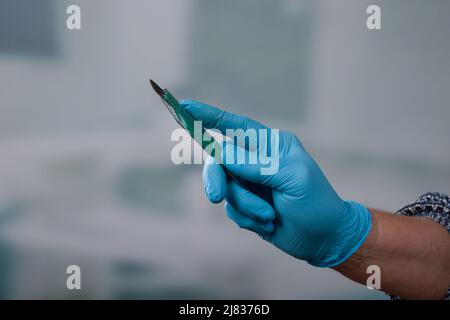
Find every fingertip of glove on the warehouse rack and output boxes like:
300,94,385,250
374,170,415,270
205,183,224,204
256,207,275,222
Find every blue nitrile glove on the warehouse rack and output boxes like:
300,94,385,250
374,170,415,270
180,100,372,267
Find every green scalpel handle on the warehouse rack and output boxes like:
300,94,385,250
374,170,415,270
162,90,219,157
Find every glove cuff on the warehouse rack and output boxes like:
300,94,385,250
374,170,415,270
310,201,372,268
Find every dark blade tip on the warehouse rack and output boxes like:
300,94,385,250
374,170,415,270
149,79,164,96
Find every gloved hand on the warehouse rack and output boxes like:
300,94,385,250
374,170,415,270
180,100,372,267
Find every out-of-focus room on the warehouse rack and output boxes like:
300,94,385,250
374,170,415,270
0,0,449,299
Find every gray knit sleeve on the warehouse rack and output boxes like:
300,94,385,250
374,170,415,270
390,192,450,300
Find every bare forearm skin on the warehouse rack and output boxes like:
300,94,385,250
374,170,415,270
334,209,450,299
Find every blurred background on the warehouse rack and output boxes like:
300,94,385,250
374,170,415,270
0,0,449,299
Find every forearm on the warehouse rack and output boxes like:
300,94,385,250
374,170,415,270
334,209,450,299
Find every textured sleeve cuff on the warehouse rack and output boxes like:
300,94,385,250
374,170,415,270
390,192,450,300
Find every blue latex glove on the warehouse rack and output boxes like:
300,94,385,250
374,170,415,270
180,100,372,267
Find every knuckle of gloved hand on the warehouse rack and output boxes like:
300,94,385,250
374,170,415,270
281,130,296,140
282,130,303,148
